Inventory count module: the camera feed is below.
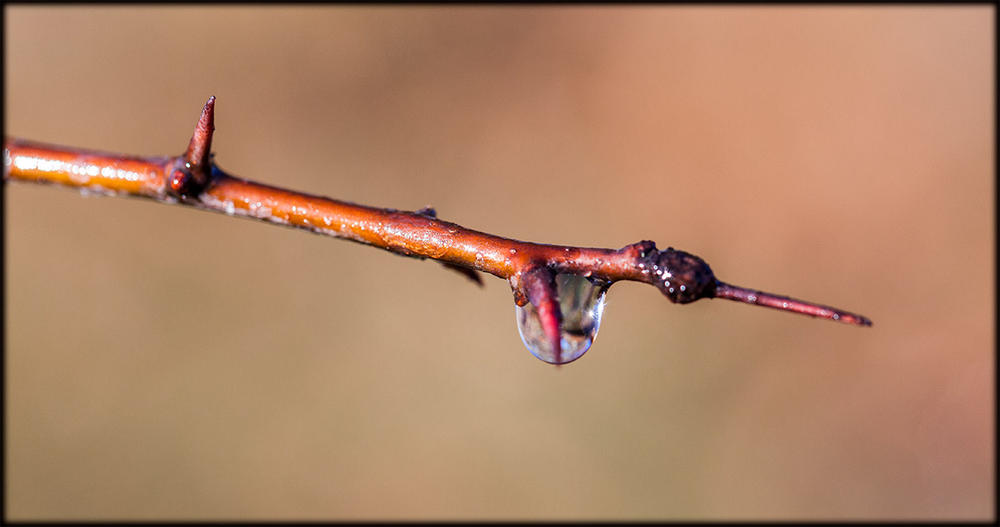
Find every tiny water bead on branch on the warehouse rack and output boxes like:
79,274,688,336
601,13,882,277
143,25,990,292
3,96,872,365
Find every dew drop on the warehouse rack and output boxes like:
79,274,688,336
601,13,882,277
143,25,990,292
515,274,609,365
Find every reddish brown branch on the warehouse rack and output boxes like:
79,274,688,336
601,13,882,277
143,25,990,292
3,96,873,333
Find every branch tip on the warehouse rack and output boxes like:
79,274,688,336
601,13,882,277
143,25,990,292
714,281,873,327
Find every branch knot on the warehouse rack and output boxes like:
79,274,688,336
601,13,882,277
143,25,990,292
653,247,717,304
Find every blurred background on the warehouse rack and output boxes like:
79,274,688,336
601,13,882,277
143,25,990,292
4,6,993,520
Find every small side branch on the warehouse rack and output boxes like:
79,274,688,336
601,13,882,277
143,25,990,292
714,282,872,326
3,97,872,331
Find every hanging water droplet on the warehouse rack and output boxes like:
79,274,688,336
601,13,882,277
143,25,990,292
515,274,609,365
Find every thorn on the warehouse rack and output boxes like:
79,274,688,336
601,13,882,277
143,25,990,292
522,267,563,364
168,96,216,198
440,261,484,286
184,95,215,170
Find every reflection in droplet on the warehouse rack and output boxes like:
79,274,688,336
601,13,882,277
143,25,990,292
515,274,609,365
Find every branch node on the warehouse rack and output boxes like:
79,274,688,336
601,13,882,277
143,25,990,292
620,240,658,260
653,247,717,304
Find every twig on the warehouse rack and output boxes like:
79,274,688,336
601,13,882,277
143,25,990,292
4,97,872,358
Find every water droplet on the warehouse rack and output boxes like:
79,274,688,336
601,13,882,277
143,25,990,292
515,274,609,365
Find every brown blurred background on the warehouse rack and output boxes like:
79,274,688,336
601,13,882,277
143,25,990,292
4,6,993,520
